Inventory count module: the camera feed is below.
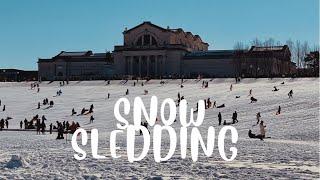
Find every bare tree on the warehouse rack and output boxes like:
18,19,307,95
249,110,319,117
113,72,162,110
295,40,302,68
251,38,262,46
264,37,275,47
233,41,246,77
286,39,295,63
301,41,310,68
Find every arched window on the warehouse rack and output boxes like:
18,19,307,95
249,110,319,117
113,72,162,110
136,36,142,46
151,36,157,45
136,34,158,46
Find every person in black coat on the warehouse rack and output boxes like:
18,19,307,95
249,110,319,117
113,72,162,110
218,112,222,126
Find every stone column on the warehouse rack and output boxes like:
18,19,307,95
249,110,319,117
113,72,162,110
147,56,150,76
155,55,158,76
138,56,141,77
129,56,133,75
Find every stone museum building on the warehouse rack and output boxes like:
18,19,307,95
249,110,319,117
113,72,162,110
38,21,295,80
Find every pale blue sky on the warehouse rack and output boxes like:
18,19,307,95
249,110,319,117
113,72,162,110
0,0,318,70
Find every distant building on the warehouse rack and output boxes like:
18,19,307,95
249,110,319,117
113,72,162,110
38,51,114,81
302,51,319,77
113,22,294,78
38,22,296,80
0,69,38,82
113,21,209,78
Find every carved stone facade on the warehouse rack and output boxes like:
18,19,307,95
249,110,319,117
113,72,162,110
113,21,208,77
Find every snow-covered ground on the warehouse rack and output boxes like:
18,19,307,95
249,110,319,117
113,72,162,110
0,78,319,179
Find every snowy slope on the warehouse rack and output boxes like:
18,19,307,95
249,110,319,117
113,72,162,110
0,78,319,179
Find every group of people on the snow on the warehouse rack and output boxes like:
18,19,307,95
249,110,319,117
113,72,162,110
202,80,209,88
0,118,9,130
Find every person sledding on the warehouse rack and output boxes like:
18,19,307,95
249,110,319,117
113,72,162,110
248,130,264,140
272,86,279,92
217,104,225,108
71,108,77,116
250,96,257,103
80,108,88,115
223,120,236,125
49,100,54,107
288,90,293,98
88,104,94,113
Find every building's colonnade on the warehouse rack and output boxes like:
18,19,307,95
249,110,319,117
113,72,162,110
124,55,165,77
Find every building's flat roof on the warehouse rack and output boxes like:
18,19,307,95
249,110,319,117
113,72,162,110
184,50,240,59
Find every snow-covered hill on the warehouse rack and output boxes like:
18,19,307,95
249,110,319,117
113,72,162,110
0,78,319,179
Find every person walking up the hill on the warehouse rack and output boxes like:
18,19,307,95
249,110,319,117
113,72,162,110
256,112,261,125
36,119,41,135
90,115,94,124
0,119,4,130
3,105,5,111
24,118,28,129
276,106,281,115
248,89,252,96
41,121,46,134
230,84,233,91
232,111,238,124
126,89,129,95
20,121,23,129
49,123,53,134
288,90,293,98
212,101,216,108
5,119,8,129
218,112,222,125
